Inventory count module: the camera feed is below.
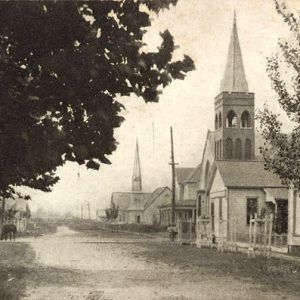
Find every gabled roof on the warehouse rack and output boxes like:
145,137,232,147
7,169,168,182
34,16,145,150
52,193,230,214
176,168,194,184
207,130,215,156
220,13,248,93
184,163,202,183
216,160,284,188
144,186,171,210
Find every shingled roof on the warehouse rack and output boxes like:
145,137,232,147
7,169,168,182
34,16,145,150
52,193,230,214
144,187,171,210
216,160,284,188
184,164,202,183
176,168,194,184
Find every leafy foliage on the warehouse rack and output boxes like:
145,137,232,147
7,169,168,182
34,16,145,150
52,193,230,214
105,201,119,220
257,0,300,188
0,1,194,197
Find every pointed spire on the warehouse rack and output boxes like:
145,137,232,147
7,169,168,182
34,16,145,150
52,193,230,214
132,138,142,191
220,12,249,93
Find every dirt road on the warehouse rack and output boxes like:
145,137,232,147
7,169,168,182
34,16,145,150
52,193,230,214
22,226,298,300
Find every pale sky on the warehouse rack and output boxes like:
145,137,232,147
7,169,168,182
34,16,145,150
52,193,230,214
22,0,300,217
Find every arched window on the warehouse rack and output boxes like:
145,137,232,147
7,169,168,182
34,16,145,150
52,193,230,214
204,161,210,188
245,138,252,159
225,138,233,159
241,111,251,128
235,138,242,159
218,112,222,128
226,110,237,128
215,114,218,129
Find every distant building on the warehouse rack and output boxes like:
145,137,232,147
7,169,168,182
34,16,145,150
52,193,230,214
143,187,171,225
96,209,107,222
159,166,200,225
111,140,151,224
1,197,31,232
111,141,174,225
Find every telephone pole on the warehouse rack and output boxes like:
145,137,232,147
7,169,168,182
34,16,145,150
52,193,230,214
81,205,83,220
169,127,178,225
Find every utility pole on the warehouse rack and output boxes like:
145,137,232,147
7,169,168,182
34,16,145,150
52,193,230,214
81,205,83,220
169,127,178,225
87,202,90,220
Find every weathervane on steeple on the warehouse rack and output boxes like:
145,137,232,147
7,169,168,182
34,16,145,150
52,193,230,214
234,9,236,24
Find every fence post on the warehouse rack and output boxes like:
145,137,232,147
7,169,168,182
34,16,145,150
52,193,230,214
197,216,202,248
263,216,267,256
267,214,273,258
177,219,180,242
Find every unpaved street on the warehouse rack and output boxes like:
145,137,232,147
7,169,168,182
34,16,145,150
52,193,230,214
21,227,298,300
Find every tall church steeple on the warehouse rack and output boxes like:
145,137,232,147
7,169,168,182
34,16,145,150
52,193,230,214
220,12,248,93
214,13,255,161
132,139,142,191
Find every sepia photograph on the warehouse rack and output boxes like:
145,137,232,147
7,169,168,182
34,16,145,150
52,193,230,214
0,0,300,299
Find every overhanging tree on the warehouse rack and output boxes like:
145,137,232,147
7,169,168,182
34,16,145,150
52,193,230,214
257,0,300,189
0,1,194,197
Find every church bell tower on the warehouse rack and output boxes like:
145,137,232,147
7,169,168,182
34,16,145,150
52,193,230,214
214,13,255,161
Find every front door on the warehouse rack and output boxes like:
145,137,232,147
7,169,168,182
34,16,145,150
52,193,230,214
137,215,141,224
275,200,288,233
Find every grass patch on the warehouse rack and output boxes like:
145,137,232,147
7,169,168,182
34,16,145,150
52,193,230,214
69,220,167,235
0,242,35,299
137,241,300,297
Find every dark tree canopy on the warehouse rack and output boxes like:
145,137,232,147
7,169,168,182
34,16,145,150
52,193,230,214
0,1,194,197
105,201,118,220
258,0,300,188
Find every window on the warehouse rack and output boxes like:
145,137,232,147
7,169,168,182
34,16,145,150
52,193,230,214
216,140,219,159
226,110,237,128
247,198,257,225
225,138,233,159
241,111,251,128
245,138,252,159
235,138,242,159
219,139,222,159
219,112,222,128
215,114,218,129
